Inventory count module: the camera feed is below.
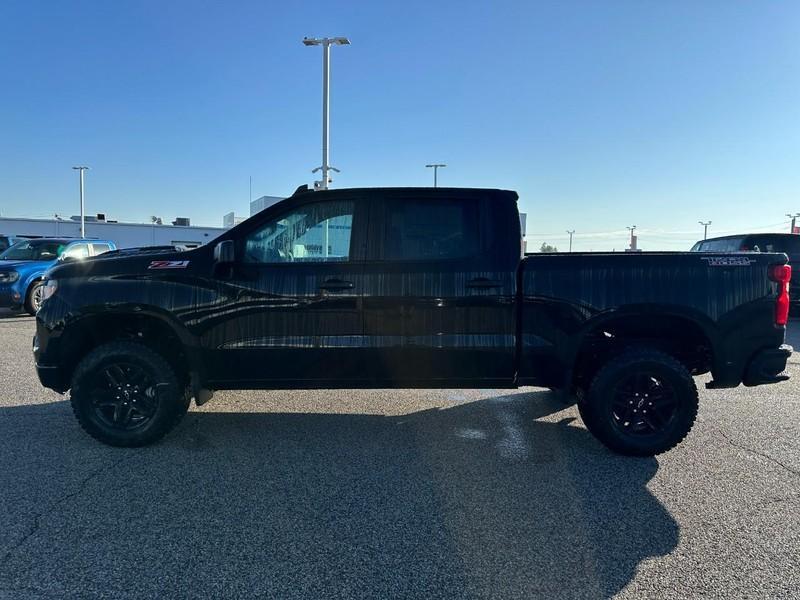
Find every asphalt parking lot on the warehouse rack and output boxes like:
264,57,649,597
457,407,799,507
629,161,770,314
0,312,798,599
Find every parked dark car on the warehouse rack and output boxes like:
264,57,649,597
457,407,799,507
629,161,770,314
691,233,800,303
0,238,116,314
33,187,792,455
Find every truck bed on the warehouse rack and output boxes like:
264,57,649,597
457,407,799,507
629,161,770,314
518,251,787,388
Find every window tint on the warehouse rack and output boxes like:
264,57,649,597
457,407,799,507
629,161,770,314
244,200,354,263
384,198,479,260
742,235,800,255
63,244,89,259
697,238,743,252
91,243,112,256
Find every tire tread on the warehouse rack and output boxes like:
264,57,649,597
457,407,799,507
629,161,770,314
579,347,698,456
70,341,189,447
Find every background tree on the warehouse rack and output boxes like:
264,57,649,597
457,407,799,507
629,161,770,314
539,242,559,253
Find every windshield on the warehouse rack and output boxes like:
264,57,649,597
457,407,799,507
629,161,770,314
0,240,65,261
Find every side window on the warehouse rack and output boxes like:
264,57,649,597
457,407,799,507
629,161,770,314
384,198,479,261
244,200,354,263
62,243,89,260
91,243,112,256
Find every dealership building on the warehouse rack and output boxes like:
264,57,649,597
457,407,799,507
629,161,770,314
0,215,225,249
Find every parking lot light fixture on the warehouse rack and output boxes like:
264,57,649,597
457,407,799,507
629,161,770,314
786,213,800,234
425,164,446,187
626,225,637,250
699,221,711,240
303,36,351,191
72,166,89,238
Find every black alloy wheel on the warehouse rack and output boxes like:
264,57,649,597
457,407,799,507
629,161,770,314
88,362,160,431
578,348,698,456
609,371,679,436
70,341,190,447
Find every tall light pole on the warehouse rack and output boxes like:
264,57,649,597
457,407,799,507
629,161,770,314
699,220,711,240
566,230,575,252
303,36,350,191
787,213,800,234
626,225,637,251
72,166,89,238
425,164,446,187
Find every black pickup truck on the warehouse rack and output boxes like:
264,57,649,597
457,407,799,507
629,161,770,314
34,186,792,455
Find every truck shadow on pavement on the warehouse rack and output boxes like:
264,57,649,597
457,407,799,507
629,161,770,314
0,309,31,320
0,391,677,599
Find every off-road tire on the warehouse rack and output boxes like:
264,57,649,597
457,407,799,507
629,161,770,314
578,348,698,456
70,341,190,447
24,280,44,315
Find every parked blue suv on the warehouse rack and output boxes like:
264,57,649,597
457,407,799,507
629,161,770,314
0,238,116,314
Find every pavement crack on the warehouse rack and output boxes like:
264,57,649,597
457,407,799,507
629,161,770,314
718,429,800,478
1,454,131,567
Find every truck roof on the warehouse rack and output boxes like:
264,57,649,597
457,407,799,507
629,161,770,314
700,233,797,241
291,185,519,201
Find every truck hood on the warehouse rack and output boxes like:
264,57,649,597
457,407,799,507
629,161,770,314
46,246,205,280
0,259,53,271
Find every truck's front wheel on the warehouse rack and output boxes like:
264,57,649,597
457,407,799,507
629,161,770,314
578,348,698,456
70,342,190,447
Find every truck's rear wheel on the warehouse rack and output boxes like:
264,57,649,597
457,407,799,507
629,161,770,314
70,341,189,447
578,348,698,456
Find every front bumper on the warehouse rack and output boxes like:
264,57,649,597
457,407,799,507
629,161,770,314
36,363,65,392
0,287,22,308
33,330,68,393
742,344,792,386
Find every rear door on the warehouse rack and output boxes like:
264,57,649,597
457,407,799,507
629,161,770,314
360,192,517,387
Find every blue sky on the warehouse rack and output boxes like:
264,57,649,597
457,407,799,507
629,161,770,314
1,0,798,250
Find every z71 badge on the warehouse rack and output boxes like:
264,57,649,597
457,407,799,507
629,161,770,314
701,256,755,266
148,260,190,270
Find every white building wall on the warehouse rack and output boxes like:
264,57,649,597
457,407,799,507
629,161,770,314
250,196,283,216
0,217,225,249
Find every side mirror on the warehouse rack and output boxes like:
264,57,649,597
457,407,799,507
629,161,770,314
214,240,235,264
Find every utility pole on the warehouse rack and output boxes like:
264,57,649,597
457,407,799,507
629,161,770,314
72,166,89,238
566,230,575,252
303,36,350,190
787,213,800,234
698,221,711,240
425,164,446,187
626,225,637,251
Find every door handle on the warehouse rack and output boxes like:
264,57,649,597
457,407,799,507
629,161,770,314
466,277,503,289
319,279,355,291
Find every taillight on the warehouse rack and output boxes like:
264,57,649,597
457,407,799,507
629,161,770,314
769,264,792,326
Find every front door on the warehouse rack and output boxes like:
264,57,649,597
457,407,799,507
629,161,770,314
204,196,368,386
